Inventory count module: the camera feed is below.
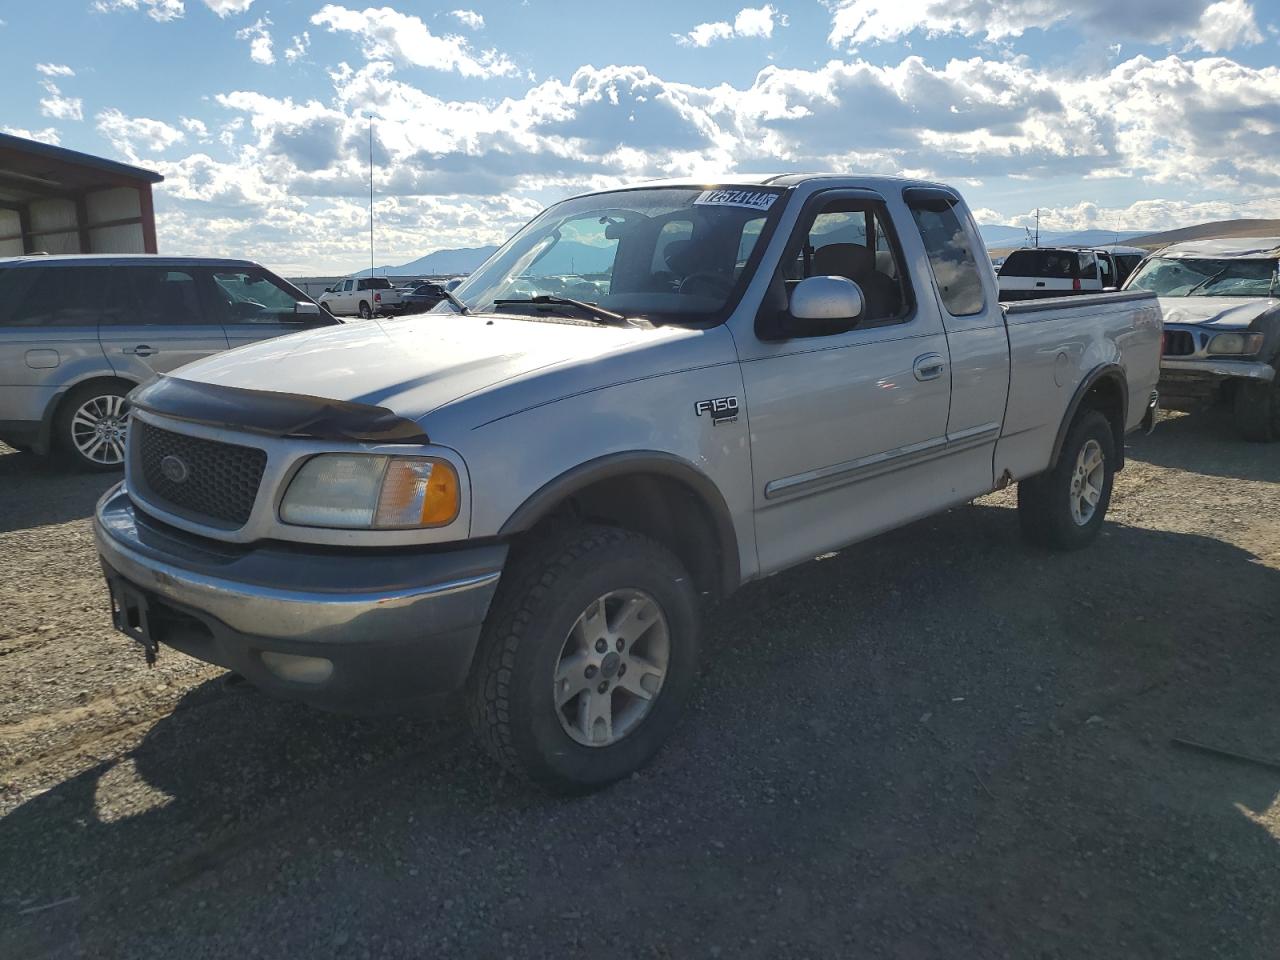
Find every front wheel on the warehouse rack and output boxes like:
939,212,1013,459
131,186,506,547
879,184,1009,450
1233,368,1280,441
468,525,701,793
1017,410,1115,550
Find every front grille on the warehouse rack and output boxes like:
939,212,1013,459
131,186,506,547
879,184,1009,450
1163,330,1195,356
134,420,267,527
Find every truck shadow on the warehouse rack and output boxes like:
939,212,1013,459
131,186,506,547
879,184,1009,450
1127,409,1280,484
3,505,1278,957
0,446,120,534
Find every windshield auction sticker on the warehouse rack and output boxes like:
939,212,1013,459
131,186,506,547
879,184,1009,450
693,189,779,211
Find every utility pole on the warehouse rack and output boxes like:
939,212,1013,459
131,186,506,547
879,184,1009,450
368,114,375,279
1034,208,1040,248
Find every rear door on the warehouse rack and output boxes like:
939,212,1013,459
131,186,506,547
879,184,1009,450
100,264,229,378
0,265,110,425
207,266,337,350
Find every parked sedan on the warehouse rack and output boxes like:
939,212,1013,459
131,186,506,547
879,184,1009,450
0,254,337,470
399,280,448,313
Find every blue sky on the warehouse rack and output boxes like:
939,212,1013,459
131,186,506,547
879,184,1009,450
3,0,1279,272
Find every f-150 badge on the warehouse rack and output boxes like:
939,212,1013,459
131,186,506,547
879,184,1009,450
695,396,739,424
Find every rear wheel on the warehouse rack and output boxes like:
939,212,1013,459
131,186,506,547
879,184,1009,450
55,381,131,472
358,300,372,320
468,525,701,793
1233,368,1280,441
1017,410,1115,550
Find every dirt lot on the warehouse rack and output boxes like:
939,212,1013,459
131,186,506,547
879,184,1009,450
1,410,1278,959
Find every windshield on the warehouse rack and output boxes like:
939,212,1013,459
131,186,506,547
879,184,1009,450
1125,256,1278,297
438,186,787,324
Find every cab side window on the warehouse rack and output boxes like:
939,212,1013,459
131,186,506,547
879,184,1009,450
906,192,986,317
785,200,911,326
1077,252,1097,283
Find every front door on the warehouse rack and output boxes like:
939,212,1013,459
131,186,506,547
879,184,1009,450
207,266,337,350
737,190,953,575
100,265,228,379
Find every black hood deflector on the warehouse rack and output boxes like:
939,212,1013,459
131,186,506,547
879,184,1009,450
129,376,430,444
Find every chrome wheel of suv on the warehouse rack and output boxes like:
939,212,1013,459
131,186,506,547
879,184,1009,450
69,392,129,467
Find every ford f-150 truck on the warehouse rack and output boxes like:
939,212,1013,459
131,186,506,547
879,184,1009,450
1124,237,1280,440
94,175,1162,792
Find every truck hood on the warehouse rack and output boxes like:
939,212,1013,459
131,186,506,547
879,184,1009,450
1158,296,1280,330
169,314,691,423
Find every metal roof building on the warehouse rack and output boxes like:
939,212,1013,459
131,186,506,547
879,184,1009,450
0,133,163,257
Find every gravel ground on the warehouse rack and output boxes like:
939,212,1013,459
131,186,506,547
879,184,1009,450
1,409,1278,959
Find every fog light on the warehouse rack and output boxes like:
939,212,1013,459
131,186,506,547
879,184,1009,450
260,651,334,684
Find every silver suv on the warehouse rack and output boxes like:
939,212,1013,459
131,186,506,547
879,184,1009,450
0,255,336,470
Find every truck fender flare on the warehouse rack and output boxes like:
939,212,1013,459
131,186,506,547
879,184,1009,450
497,450,741,595
1049,362,1129,472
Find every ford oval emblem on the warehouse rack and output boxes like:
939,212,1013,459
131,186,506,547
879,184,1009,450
160,454,190,484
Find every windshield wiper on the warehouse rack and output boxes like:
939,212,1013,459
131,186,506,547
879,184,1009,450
492,295,631,326
441,288,471,315
1187,266,1229,295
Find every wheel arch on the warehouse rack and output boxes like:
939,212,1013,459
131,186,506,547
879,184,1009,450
497,451,741,601
1049,363,1128,472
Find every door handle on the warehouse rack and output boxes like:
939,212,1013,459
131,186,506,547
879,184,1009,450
1035,281,1046,287
913,353,946,382
123,345,158,357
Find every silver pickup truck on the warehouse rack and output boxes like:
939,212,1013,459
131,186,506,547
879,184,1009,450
95,175,1162,791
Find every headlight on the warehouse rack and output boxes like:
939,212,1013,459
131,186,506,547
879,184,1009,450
280,454,460,529
1206,332,1264,355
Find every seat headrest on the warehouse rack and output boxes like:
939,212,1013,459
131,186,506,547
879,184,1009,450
663,239,701,276
813,243,875,280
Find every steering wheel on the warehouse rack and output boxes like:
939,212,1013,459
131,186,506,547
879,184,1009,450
678,272,733,297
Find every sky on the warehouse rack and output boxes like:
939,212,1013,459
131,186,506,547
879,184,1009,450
3,0,1280,274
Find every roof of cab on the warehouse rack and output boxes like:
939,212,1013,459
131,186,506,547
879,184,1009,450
0,254,261,269
1156,237,1280,259
562,173,951,202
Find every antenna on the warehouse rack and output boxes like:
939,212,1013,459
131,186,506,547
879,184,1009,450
368,113,375,280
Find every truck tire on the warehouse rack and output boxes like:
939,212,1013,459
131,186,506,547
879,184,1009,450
358,301,372,319
54,381,131,473
1233,369,1280,441
1017,410,1115,550
467,524,701,793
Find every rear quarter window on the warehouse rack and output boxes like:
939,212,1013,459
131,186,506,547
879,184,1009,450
906,196,986,317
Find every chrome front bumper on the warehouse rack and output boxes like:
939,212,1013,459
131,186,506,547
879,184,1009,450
94,484,507,712
1160,358,1276,382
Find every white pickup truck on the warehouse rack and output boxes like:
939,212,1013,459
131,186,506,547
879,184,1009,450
317,276,403,318
95,175,1162,792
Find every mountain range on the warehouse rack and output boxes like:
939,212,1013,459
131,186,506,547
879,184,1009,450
349,219,1280,278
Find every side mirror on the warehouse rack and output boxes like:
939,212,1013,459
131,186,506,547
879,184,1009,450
293,301,322,320
788,275,864,326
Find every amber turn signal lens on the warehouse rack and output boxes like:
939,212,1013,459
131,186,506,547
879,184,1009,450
373,458,460,528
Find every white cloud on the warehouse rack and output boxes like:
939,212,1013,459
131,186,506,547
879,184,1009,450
202,0,255,14
827,0,1263,50
2,126,62,145
285,31,311,63
181,116,210,139
676,4,785,46
1008,195,1280,233
1187,0,1262,51
39,81,84,122
450,9,484,30
92,0,185,22
236,18,275,65
97,108,186,161
36,63,75,77
311,5,517,78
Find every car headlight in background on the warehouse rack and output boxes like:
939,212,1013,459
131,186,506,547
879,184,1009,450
1206,332,1264,356
280,454,460,529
